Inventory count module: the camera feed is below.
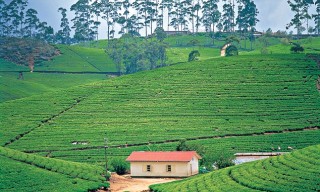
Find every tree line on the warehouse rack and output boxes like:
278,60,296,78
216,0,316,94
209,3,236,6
67,0,260,45
0,0,260,44
0,0,319,44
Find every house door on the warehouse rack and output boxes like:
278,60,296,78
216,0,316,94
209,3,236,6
190,164,192,175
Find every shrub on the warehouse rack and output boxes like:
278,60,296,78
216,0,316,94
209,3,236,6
226,45,238,57
188,50,200,62
214,153,235,169
290,43,304,53
110,158,128,175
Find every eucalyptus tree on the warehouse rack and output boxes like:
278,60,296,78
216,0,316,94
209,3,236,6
57,7,71,44
121,0,131,34
302,0,315,34
134,0,157,36
202,0,221,44
147,0,158,34
193,0,202,33
71,0,95,42
0,0,7,36
37,22,55,43
91,0,102,40
23,8,39,37
157,0,164,28
6,0,28,37
287,0,308,35
161,0,174,31
175,0,190,31
101,0,119,41
314,0,320,35
221,0,235,32
181,0,193,31
237,0,259,49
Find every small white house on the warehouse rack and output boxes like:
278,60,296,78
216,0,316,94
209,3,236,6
126,151,202,178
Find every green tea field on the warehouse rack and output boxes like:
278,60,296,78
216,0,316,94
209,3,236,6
1,53,319,160
150,144,320,192
0,146,109,192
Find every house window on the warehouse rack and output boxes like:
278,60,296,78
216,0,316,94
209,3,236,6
147,165,151,172
166,165,172,172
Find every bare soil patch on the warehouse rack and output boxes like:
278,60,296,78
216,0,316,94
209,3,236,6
107,173,180,192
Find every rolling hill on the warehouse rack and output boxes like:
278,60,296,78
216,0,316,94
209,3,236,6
1,53,319,161
0,36,320,191
150,144,320,192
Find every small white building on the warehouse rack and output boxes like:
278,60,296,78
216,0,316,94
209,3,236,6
126,151,202,178
234,152,288,165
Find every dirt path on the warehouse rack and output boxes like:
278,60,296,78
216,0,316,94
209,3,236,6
107,173,180,192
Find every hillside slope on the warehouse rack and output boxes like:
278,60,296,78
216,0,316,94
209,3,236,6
0,146,108,191
1,54,319,154
150,144,320,192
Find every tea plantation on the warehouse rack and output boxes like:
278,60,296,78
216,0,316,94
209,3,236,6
150,144,320,192
1,36,320,191
0,146,109,191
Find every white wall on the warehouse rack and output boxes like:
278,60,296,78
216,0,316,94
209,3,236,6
130,156,200,177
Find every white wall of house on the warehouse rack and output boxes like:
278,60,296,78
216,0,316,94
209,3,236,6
130,157,199,177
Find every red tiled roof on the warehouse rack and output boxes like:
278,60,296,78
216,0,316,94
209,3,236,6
126,151,202,162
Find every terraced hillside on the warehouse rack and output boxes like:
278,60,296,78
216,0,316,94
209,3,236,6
0,44,116,102
1,53,319,161
150,144,320,192
0,146,109,191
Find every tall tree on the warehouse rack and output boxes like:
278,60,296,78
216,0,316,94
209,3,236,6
313,0,320,35
119,0,131,34
287,0,307,35
57,7,71,44
221,0,235,32
101,0,118,41
193,0,202,33
6,0,28,37
0,0,7,36
91,0,102,40
71,0,95,42
161,0,174,31
23,8,39,37
302,0,315,34
202,0,221,44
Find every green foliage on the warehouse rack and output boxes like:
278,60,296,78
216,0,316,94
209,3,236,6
290,43,305,53
150,145,320,192
110,158,128,175
213,152,235,169
188,50,200,61
107,38,167,74
226,45,238,56
154,27,167,42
